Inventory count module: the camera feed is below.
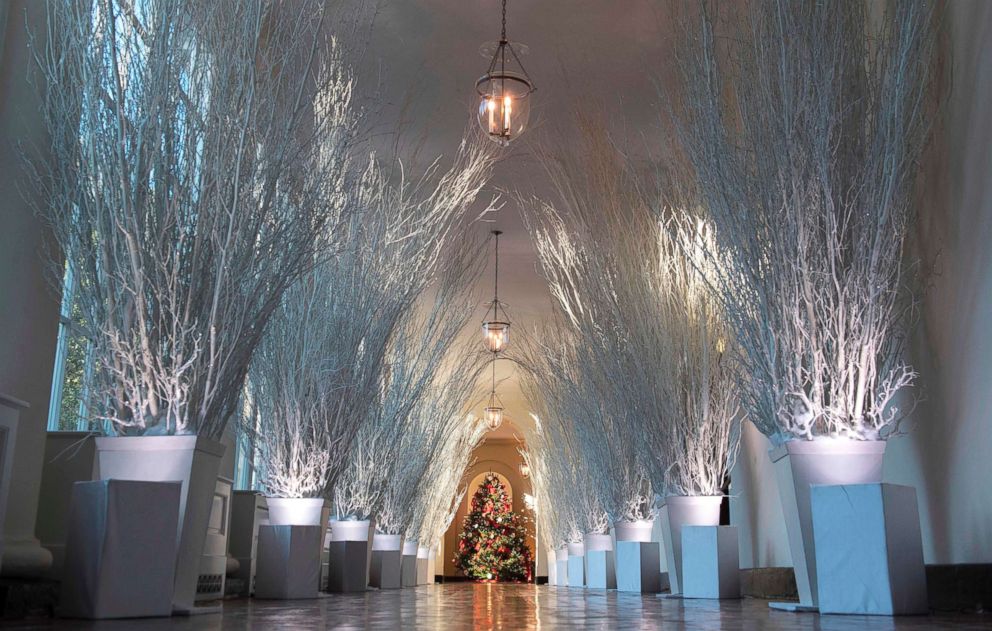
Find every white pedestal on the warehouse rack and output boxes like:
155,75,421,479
567,554,585,588
326,519,372,593
59,480,181,619
769,439,885,610
660,496,722,595
416,546,430,585
585,551,616,589
401,541,418,588
94,435,225,613
811,483,928,615
547,548,557,585
615,541,661,593
371,553,403,589
195,477,232,602
554,547,569,586
254,525,322,599
228,491,268,596
427,547,437,584
681,526,740,599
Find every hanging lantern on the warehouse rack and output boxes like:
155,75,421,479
476,0,535,146
519,462,530,479
484,356,504,431
484,404,504,431
482,230,510,353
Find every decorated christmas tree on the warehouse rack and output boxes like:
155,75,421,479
453,473,533,582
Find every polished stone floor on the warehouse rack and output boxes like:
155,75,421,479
2,584,989,630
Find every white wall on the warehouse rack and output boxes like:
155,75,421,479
731,0,992,568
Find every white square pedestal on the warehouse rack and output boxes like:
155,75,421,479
615,541,661,593
681,526,740,599
811,483,927,615
417,556,430,585
371,550,403,589
555,560,568,586
59,480,181,619
547,549,557,585
255,525,322,599
585,551,616,589
327,540,371,593
567,554,584,587
401,554,418,588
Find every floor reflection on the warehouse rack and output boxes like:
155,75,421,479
2,583,989,630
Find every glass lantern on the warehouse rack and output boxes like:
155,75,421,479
482,320,510,354
484,405,504,431
477,70,533,146
519,462,530,479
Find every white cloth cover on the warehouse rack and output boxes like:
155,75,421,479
615,541,661,593
811,483,928,615
585,550,617,589
567,553,585,588
401,552,418,587
327,540,372,592
254,525,322,599
370,549,403,589
59,480,181,619
681,526,740,599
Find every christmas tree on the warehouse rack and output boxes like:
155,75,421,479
453,473,533,582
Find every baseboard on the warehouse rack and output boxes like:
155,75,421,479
0,578,59,619
926,564,992,613
739,568,798,600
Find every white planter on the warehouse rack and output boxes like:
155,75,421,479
267,497,327,526
373,534,403,551
59,480,181,618
681,526,740,599
811,483,927,615
370,534,403,590
567,542,585,588
254,525,322,599
584,533,612,552
93,435,225,613
660,495,722,594
427,546,437,584
769,439,886,611
614,520,654,542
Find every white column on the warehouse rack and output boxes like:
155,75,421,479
0,1,60,577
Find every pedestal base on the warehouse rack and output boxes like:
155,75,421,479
59,480,181,619
327,540,371,593
567,555,584,588
681,526,740,599
401,554,417,588
370,550,402,589
811,483,928,615
769,601,818,612
585,550,616,589
254,525,321,599
615,541,661,593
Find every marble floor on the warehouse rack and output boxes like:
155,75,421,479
2,584,989,630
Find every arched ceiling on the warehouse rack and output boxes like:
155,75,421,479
359,1,670,434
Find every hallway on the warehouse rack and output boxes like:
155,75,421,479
3,584,988,630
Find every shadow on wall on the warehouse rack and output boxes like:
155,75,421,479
886,0,992,566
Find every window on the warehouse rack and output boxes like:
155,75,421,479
47,264,96,432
